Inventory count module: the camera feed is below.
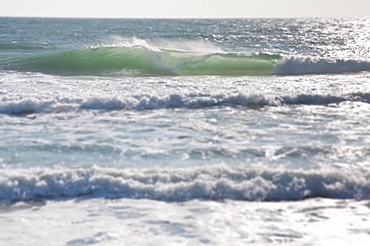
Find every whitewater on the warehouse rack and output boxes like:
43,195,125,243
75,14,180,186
1,17,370,245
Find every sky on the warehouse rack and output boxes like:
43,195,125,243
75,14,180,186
1,0,370,18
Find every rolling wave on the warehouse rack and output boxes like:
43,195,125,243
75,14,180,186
1,92,370,115
3,44,369,77
0,46,280,76
1,44,370,76
0,166,369,203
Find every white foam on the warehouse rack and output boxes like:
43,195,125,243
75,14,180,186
273,57,370,75
101,36,224,54
0,93,269,114
99,36,161,52
2,91,370,115
1,198,369,246
1,166,369,203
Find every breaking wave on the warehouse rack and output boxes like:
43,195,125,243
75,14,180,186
272,57,370,75
1,44,369,76
0,46,280,76
1,92,370,115
0,166,369,203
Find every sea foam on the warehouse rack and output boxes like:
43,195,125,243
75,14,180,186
1,166,369,203
1,92,370,115
273,57,370,75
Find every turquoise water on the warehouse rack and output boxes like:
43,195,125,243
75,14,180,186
1,17,370,245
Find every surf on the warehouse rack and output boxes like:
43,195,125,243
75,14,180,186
1,92,370,115
273,57,370,75
1,165,369,203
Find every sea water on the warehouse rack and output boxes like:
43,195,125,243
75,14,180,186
0,17,370,245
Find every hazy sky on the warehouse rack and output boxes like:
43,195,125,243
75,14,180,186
1,0,370,18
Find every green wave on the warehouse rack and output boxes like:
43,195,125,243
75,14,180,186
0,46,282,76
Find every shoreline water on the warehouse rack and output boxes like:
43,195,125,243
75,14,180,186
1,198,370,245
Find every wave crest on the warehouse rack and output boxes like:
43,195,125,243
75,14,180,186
1,166,369,203
1,92,370,115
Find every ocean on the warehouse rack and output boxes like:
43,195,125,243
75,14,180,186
1,17,370,245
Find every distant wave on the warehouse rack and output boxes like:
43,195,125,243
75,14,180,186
0,166,369,203
0,41,50,51
1,92,370,115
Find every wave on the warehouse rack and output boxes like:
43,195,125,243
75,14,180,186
0,94,362,115
1,44,370,76
0,166,369,203
1,92,370,115
0,46,280,76
0,41,50,51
